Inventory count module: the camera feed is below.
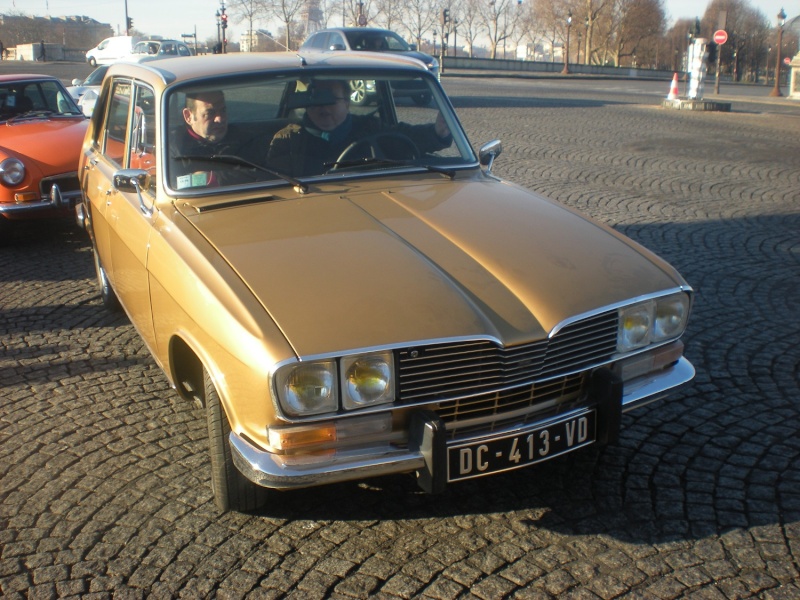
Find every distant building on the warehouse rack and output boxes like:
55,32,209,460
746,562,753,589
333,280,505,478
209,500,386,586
0,13,112,56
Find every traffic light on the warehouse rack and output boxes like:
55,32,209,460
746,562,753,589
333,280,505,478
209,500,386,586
706,41,717,63
127,17,133,30
441,9,449,26
221,13,228,29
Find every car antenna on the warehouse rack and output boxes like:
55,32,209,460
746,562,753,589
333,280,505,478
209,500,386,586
259,29,306,65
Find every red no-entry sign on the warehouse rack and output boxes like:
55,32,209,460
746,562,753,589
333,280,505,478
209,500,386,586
713,30,728,45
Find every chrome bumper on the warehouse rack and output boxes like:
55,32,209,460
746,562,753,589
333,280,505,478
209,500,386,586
230,356,695,491
0,184,79,215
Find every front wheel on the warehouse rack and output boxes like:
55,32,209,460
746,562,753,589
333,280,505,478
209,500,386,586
205,368,268,512
93,248,120,311
88,57,97,67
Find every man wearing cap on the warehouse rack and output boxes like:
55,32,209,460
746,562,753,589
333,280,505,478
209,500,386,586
268,79,452,177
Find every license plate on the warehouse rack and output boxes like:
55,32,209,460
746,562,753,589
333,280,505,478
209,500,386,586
447,411,596,482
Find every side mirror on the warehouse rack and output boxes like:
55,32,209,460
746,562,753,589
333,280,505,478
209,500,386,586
409,44,418,51
71,78,82,86
479,140,503,172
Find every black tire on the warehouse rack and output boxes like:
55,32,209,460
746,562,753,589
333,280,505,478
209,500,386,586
204,368,267,512
93,248,121,311
88,57,97,67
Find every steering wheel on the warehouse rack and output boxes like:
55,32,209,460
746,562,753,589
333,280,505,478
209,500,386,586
331,132,420,170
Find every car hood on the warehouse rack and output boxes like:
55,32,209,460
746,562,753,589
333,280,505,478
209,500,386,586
181,175,685,357
1,117,88,174
401,50,435,65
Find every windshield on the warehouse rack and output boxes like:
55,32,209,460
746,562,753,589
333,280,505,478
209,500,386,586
0,80,82,121
166,70,476,192
344,31,411,52
85,66,109,86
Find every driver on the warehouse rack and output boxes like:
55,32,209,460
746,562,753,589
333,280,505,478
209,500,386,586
267,79,452,177
169,90,261,188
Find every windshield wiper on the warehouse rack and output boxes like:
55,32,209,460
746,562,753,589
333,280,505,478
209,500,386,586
173,153,309,193
325,157,456,179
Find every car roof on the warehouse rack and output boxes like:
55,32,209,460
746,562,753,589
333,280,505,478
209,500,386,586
105,51,429,87
0,74,60,83
315,27,398,34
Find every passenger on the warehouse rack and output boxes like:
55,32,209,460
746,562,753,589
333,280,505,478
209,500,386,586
267,79,451,177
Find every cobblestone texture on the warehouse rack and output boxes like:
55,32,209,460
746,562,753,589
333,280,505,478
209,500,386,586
1,74,799,598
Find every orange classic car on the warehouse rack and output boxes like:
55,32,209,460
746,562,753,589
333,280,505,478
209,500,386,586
77,54,694,512
0,74,88,231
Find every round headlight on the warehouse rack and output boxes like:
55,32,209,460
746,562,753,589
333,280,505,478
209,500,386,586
653,295,689,341
0,158,26,186
278,361,337,416
618,302,652,352
342,353,394,410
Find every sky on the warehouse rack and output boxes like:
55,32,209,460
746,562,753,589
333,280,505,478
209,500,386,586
1,0,796,45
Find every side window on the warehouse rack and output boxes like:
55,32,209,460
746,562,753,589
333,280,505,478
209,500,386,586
328,33,345,50
130,85,157,193
178,45,191,57
102,80,132,167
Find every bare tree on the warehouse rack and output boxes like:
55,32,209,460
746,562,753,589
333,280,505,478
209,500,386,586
610,0,665,67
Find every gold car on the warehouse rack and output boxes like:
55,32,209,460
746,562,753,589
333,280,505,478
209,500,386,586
77,53,694,512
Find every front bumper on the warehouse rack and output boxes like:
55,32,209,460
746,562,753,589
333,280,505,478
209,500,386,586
0,183,80,217
230,357,695,492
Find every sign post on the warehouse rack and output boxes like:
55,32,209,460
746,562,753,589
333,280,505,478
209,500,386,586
713,30,727,94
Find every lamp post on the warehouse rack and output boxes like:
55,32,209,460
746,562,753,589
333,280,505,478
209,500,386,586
577,30,582,64
770,8,787,97
584,17,589,65
215,10,221,53
433,30,437,56
561,10,572,75
766,46,772,86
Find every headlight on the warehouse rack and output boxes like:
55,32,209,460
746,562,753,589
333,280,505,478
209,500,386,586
618,293,690,352
275,360,337,417
341,352,394,410
653,294,690,342
0,158,26,186
618,301,653,352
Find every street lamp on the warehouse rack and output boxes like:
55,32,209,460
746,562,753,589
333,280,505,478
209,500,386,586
584,17,589,65
561,10,572,75
577,30,582,64
770,8,787,97
433,30,437,56
215,10,221,53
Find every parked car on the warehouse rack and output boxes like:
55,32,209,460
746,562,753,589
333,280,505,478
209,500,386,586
85,35,138,66
66,65,108,116
1,74,88,232
76,54,694,512
129,39,193,62
300,27,439,105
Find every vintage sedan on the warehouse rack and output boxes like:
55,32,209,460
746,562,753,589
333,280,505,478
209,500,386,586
77,54,694,512
1,74,88,231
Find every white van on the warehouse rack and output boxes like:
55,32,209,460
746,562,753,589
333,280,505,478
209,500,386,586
86,36,138,66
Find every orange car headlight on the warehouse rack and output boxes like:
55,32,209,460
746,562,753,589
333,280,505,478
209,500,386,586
1,158,25,186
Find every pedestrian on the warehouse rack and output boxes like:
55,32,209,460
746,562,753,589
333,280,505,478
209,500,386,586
39,40,46,62
0,39,4,61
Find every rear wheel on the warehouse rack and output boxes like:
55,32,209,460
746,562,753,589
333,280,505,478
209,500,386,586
204,368,268,512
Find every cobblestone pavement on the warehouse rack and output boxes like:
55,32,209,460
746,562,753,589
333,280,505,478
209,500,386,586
2,76,799,599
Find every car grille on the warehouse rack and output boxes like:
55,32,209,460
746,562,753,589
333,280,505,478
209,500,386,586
397,310,618,431
39,173,82,199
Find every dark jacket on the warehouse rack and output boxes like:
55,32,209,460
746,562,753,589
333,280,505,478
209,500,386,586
169,124,264,189
268,113,451,177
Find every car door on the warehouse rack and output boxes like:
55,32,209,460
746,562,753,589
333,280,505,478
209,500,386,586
94,78,158,351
